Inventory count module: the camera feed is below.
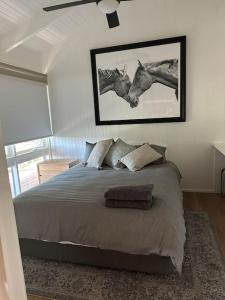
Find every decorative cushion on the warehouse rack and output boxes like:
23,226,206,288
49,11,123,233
120,143,162,172
87,139,113,169
135,143,167,164
83,142,96,162
104,138,137,169
150,144,167,163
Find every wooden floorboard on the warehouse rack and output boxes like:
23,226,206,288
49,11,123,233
27,192,225,300
183,192,225,256
28,296,51,300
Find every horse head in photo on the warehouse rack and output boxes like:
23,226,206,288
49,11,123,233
128,59,178,104
128,60,155,105
114,65,138,108
98,66,138,108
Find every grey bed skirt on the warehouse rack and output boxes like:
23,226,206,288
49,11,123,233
19,238,175,274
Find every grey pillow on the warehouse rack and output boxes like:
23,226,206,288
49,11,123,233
135,144,166,163
150,144,167,163
87,139,114,168
85,140,166,166
84,142,96,162
120,144,162,172
104,138,137,169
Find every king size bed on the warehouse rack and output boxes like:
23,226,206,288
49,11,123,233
14,160,186,274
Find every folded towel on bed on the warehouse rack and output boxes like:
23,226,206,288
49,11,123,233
105,198,153,210
104,184,154,201
104,184,154,210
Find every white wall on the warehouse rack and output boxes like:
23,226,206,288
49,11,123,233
48,0,225,192
0,237,9,300
0,125,27,300
0,46,43,73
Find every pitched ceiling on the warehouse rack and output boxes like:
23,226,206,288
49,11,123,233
0,0,43,38
0,0,102,54
0,0,137,72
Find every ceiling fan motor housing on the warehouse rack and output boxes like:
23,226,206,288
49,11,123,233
97,0,120,14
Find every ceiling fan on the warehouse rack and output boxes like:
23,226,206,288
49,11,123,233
43,0,132,29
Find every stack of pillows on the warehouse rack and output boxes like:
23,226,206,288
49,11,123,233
84,138,166,172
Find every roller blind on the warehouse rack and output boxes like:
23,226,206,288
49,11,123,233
0,74,52,145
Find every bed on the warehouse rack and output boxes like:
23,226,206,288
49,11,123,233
14,161,186,274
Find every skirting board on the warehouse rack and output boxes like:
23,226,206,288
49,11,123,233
182,188,215,193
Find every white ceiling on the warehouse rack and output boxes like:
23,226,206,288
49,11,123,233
0,0,43,37
0,0,102,53
0,0,137,72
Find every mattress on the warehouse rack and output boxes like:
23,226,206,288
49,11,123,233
14,162,185,273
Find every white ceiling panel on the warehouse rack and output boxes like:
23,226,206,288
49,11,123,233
0,0,45,41
0,0,43,23
0,1,96,50
36,7,89,45
0,0,115,55
23,35,53,52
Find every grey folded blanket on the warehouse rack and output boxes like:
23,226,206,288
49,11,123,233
105,199,153,210
105,184,154,201
104,184,154,210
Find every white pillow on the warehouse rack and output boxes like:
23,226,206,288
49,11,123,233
87,139,113,168
120,143,162,171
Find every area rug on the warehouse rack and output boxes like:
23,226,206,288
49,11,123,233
23,212,225,300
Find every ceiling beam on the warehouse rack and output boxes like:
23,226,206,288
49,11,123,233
1,10,68,53
0,62,47,83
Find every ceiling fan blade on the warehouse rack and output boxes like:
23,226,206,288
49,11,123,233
106,11,120,28
43,0,96,12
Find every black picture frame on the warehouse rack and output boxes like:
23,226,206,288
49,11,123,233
90,36,186,126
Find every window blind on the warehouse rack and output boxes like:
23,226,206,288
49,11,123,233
0,74,52,145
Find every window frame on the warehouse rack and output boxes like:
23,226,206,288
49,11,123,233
5,138,50,197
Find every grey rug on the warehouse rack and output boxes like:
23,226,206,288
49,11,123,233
23,212,225,300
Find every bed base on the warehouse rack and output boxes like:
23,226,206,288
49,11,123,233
19,238,175,274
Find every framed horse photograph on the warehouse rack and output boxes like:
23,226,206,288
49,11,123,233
90,36,186,125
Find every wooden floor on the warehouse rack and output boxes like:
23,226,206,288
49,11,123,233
27,192,225,300
28,297,54,300
28,297,50,300
183,192,225,256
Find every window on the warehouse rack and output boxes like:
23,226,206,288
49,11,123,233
5,138,50,197
15,139,48,155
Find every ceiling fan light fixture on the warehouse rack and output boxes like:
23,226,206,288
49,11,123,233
97,0,120,14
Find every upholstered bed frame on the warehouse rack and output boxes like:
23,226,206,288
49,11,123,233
20,238,175,275
16,162,184,275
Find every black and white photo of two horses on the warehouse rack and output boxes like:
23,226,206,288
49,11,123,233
98,59,178,108
91,36,186,125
